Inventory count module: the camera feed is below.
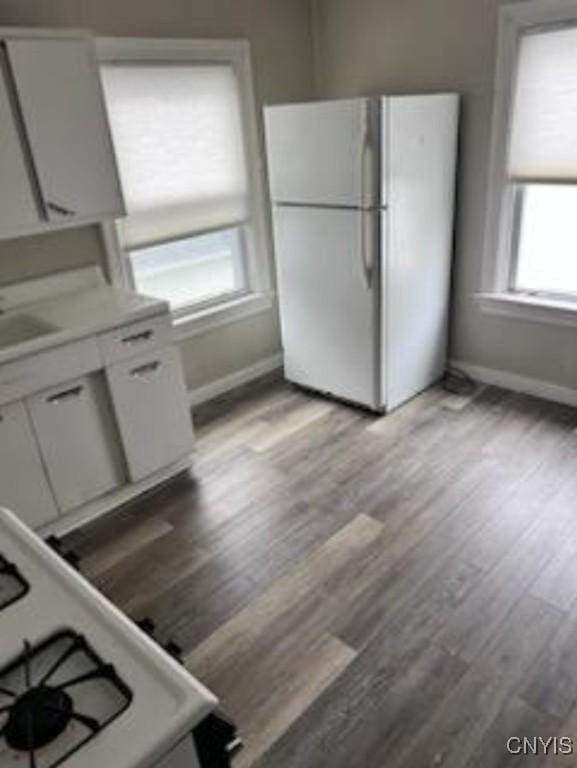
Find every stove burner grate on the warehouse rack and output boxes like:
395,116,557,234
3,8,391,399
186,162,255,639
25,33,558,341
0,554,29,611
0,632,132,768
5,685,73,750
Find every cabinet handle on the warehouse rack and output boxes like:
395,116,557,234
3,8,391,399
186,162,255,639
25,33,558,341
47,385,84,404
46,201,76,217
121,329,153,346
130,361,161,379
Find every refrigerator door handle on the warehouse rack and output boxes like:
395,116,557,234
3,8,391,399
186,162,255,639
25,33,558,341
361,106,373,210
361,210,374,290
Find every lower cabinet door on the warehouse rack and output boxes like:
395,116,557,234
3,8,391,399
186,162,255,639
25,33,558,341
0,400,58,528
27,375,125,512
106,346,194,482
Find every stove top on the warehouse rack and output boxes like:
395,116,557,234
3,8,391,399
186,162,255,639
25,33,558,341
0,508,216,768
0,631,132,768
0,554,29,612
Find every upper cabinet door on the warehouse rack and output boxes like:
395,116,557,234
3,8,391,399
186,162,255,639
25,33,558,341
0,49,42,236
265,98,376,208
5,37,125,223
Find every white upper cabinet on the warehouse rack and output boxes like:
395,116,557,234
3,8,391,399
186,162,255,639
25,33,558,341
0,31,125,238
0,49,41,234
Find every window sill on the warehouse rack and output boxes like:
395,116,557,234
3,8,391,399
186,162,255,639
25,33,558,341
476,291,577,328
172,291,275,340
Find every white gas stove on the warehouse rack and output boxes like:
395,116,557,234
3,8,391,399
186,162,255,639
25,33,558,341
0,508,221,768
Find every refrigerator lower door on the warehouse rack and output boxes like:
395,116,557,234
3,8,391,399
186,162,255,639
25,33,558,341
273,206,380,410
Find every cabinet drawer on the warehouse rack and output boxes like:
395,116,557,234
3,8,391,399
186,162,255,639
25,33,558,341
0,399,58,528
0,337,101,406
106,346,194,482
27,375,125,512
98,315,172,366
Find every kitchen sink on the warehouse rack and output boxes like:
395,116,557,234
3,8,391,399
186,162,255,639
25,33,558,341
0,314,59,350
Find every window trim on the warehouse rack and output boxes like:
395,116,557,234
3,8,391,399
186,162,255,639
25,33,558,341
480,0,577,323
96,37,274,335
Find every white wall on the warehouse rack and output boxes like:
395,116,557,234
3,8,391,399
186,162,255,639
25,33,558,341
5,0,567,398
313,0,577,392
0,0,315,390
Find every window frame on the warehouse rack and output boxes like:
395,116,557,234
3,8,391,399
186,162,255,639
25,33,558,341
96,37,274,338
480,0,577,327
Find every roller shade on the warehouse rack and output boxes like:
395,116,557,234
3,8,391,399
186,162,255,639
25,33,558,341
508,26,577,182
100,62,249,249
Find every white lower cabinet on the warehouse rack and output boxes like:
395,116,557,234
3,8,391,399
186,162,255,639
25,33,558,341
106,346,194,482
27,374,125,512
0,309,194,531
0,400,58,528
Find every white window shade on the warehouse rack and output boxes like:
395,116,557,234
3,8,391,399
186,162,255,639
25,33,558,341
508,26,577,182
100,63,249,249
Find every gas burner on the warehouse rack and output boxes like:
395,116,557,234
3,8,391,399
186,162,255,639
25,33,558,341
5,686,73,750
0,554,29,612
0,632,132,768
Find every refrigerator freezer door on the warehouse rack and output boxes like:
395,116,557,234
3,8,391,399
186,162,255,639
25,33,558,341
265,99,380,208
273,206,379,409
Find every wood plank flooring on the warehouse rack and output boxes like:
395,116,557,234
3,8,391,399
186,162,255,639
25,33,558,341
66,377,577,767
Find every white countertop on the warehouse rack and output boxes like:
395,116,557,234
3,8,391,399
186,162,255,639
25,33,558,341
0,283,169,366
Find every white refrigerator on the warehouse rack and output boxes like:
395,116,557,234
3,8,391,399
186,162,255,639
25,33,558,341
264,95,459,412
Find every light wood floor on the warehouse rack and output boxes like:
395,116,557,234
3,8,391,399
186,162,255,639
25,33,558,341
67,377,577,768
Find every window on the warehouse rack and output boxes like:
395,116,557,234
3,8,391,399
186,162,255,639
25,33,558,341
129,228,247,309
483,2,577,322
97,39,271,329
515,184,577,296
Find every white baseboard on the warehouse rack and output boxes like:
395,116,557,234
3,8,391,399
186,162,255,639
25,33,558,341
451,359,577,409
188,353,284,407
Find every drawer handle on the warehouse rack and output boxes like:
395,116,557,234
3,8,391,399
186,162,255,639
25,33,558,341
47,385,84,404
122,330,153,346
130,361,161,379
46,201,76,217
